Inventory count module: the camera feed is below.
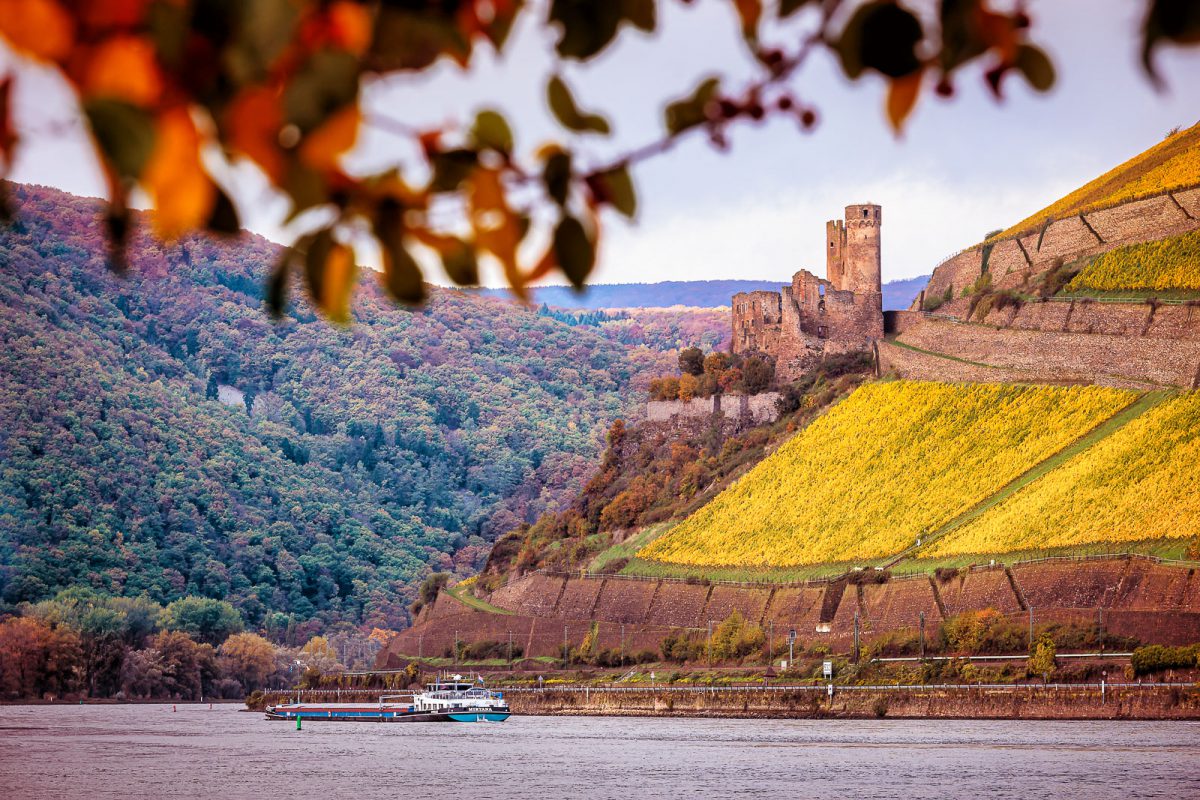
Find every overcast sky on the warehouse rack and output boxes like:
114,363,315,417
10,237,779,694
5,0,1199,286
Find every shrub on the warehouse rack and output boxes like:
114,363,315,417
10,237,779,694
1130,644,1199,676
934,567,959,583
594,557,630,575
1027,635,1057,680
1068,228,1200,292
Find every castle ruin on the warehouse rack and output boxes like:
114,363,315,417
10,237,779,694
732,204,884,382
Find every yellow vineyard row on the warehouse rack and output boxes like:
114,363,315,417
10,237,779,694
637,381,1133,568
1067,228,1200,292
926,392,1200,557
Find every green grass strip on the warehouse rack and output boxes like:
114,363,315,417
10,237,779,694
443,584,514,616
885,338,997,369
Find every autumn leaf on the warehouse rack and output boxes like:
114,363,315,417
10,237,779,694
732,0,763,43
0,0,74,62
326,1,373,55
142,107,215,239
886,68,923,135
225,86,286,184
0,76,16,173
468,166,525,297
82,35,164,107
303,230,357,323
299,103,360,174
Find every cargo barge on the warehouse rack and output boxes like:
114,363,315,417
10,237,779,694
265,675,511,723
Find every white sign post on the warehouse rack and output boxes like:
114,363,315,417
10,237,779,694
823,660,833,679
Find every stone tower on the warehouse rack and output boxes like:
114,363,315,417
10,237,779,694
826,203,882,296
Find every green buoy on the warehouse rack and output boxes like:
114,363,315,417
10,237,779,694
296,714,302,731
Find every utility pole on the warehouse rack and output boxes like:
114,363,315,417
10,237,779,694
853,611,860,664
563,624,569,668
507,630,513,664
1028,606,1034,652
620,623,625,660
1097,607,1104,653
454,630,459,664
769,620,774,665
919,610,925,660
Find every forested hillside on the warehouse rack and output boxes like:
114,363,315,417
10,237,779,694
0,184,712,631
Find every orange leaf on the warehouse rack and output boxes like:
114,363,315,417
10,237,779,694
226,86,286,184
886,68,924,135
320,242,356,323
142,107,215,239
0,0,74,62
299,103,360,174
467,166,524,298
523,244,558,284
732,0,762,40
327,1,373,55
976,8,1018,63
0,76,16,172
83,35,163,106
78,0,153,31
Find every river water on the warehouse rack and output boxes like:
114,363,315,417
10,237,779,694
1,704,1198,799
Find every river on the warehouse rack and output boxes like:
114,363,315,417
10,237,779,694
1,704,1198,799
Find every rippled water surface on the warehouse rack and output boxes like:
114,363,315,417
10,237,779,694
1,705,1198,799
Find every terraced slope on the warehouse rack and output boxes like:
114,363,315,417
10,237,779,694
991,121,1200,241
1066,228,1200,292
637,381,1134,568
926,391,1200,557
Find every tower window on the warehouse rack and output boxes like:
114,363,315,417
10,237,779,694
862,209,868,218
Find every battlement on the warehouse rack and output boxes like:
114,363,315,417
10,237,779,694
733,205,884,381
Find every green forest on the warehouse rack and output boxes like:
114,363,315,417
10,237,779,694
0,184,719,633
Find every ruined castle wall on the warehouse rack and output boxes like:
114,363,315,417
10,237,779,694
717,393,782,425
843,204,882,295
646,397,717,423
885,310,925,335
732,290,783,354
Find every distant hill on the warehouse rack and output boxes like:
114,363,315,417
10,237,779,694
881,276,929,311
478,276,929,313
0,184,704,630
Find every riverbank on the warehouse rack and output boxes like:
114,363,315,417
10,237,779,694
505,683,1200,720
250,682,1200,720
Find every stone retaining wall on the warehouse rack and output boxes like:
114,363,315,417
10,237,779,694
919,187,1200,306
887,316,1200,388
